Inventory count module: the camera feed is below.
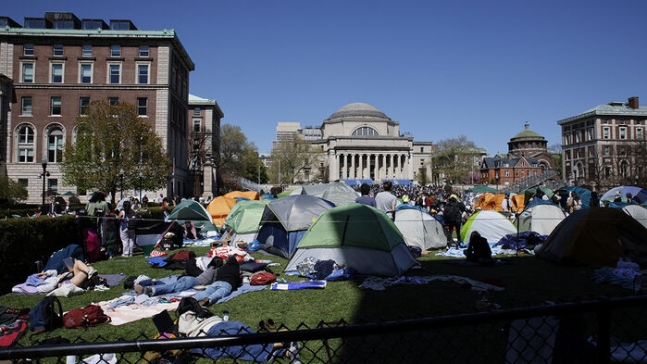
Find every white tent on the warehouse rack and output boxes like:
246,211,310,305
394,208,447,250
515,204,566,236
622,204,647,229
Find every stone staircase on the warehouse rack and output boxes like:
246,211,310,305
499,170,568,194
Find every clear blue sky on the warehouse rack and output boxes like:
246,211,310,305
5,0,647,155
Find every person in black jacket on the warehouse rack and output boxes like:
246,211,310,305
192,256,242,307
443,195,465,247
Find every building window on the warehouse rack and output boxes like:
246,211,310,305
110,45,121,57
108,97,119,106
53,44,64,57
604,146,610,156
139,45,149,57
137,97,147,116
17,125,34,163
193,107,201,116
352,126,379,137
21,97,32,115
21,63,34,83
24,44,34,56
638,128,643,139
620,127,627,140
82,44,92,57
48,127,64,163
137,64,149,84
193,119,201,132
79,97,90,115
51,97,62,115
51,63,63,83
80,64,92,83
420,147,424,153
603,127,610,139
48,179,58,194
17,179,28,188
109,64,120,84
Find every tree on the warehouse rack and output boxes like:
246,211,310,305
269,134,320,185
0,176,28,205
432,135,481,188
216,124,264,192
60,100,170,204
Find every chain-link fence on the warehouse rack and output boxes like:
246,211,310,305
2,295,646,363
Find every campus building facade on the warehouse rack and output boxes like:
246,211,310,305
558,96,647,190
274,102,433,186
0,12,195,203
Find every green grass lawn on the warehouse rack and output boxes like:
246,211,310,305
0,246,632,360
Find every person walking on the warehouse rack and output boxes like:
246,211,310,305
443,194,465,247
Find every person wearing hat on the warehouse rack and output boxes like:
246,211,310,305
443,194,466,247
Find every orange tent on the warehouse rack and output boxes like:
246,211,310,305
206,196,238,227
224,191,260,201
475,193,506,211
510,194,525,213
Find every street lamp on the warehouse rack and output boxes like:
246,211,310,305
495,174,499,190
40,157,50,206
138,172,143,204
119,169,124,200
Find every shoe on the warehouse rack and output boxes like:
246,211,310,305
94,284,110,291
198,298,210,307
87,268,98,279
286,342,302,364
143,286,154,296
134,284,144,294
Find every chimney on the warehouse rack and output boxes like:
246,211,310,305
628,96,639,109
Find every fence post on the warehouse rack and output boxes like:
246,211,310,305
597,297,611,364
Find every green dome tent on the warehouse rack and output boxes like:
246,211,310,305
165,199,217,233
286,204,419,276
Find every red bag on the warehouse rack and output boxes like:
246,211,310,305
63,305,111,329
250,271,277,286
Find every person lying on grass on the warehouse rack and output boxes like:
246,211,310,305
177,296,302,363
135,257,224,297
192,256,242,307
35,259,98,292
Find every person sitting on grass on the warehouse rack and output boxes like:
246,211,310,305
135,257,224,297
464,231,494,266
176,296,302,363
192,256,242,307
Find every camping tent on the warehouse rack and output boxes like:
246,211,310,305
536,208,647,267
256,195,335,259
206,196,238,227
556,186,592,209
224,190,260,201
621,204,647,230
394,206,447,250
223,200,267,244
475,193,507,211
461,210,517,244
514,201,566,236
166,199,218,233
289,182,359,207
286,204,419,276
601,186,647,205
466,185,499,193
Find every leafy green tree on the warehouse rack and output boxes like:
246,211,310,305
216,124,266,192
269,134,320,184
60,100,170,204
0,176,28,205
433,135,481,188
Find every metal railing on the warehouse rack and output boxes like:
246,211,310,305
3,295,646,363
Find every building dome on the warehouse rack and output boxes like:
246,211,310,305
326,102,391,121
510,123,543,140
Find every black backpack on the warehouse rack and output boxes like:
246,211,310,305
444,202,462,223
29,296,63,333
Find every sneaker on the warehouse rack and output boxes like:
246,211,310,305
87,268,98,279
287,343,302,364
144,286,154,296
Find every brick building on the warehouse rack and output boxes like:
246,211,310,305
0,12,195,203
558,96,647,190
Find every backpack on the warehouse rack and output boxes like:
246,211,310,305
250,271,277,285
63,305,111,329
29,296,63,333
